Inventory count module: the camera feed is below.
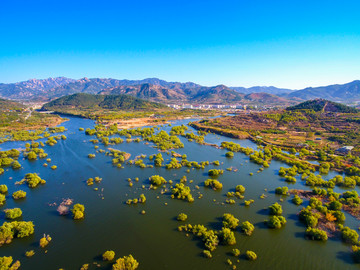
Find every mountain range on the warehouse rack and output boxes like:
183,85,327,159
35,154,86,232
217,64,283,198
1,77,360,105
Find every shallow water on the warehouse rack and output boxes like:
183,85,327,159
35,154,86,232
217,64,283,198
0,116,359,270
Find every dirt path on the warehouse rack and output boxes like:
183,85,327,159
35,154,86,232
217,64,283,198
24,110,32,120
106,117,168,129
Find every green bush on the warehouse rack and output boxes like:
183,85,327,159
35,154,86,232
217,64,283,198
235,185,245,193
177,213,188,221
219,227,236,245
204,179,223,190
112,254,139,270
0,194,5,206
203,250,212,258
275,186,289,195
149,175,166,186
232,248,240,256
306,227,328,241
266,215,287,229
208,169,224,177
292,195,303,205
222,213,239,230
269,202,283,215
0,221,35,246
241,221,254,236
171,183,194,202
12,190,26,200
246,250,257,261
341,226,359,245
103,250,115,261
0,185,8,194
71,204,85,219
4,208,22,219
225,152,234,158
0,256,20,269
23,173,46,188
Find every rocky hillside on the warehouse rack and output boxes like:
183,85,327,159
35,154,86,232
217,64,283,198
100,84,246,104
0,77,75,100
99,83,187,103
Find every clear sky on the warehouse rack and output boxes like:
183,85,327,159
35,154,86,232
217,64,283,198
1,0,360,89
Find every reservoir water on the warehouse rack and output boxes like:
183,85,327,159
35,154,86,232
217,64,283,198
0,115,358,270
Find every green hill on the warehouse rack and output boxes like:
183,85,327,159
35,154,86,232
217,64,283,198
286,99,358,113
42,93,168,112
0,98,25,112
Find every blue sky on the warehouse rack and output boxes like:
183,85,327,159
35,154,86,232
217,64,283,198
1,0,360,89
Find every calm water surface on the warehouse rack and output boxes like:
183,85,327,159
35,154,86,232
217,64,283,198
0,116,359,270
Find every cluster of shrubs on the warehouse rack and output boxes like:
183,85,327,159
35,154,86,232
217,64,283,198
112,254,139,270
144,130,184,150
0,256,21,269
204,179,223,190
171,183,194,202
149,175,167,187
39,234,52,248
0,221,35,246
86,176,102,186
3,208,22,219
12,190,26,200
0,149,21,173
178,213,247,259
266,203,286,229
24,142,48,160
126,194,146,205
108,149,130,167
16,173,46,188
71,204,85,220
208,169,224,176
182,132,205,143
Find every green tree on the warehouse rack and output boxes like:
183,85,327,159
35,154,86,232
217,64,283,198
246,250,257,261
222,213,239,230
71,204,85,220
4,208,22,219
12,190,26,200
241,221,255,236
112,255,139,270
269,202,283,215
103,250,115,261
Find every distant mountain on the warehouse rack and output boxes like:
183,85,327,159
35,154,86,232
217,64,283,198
0,77,200,101
190,85,244,103
45,77,201,100
99,83,187,103
286,99,358,113
41,93,167,112
4,77,360,106
244,93,292,105
0,77,76,100
231,86,293,95
100,83,246,104
284,80,360,102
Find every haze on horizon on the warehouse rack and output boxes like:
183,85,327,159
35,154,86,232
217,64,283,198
1,0,360,89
